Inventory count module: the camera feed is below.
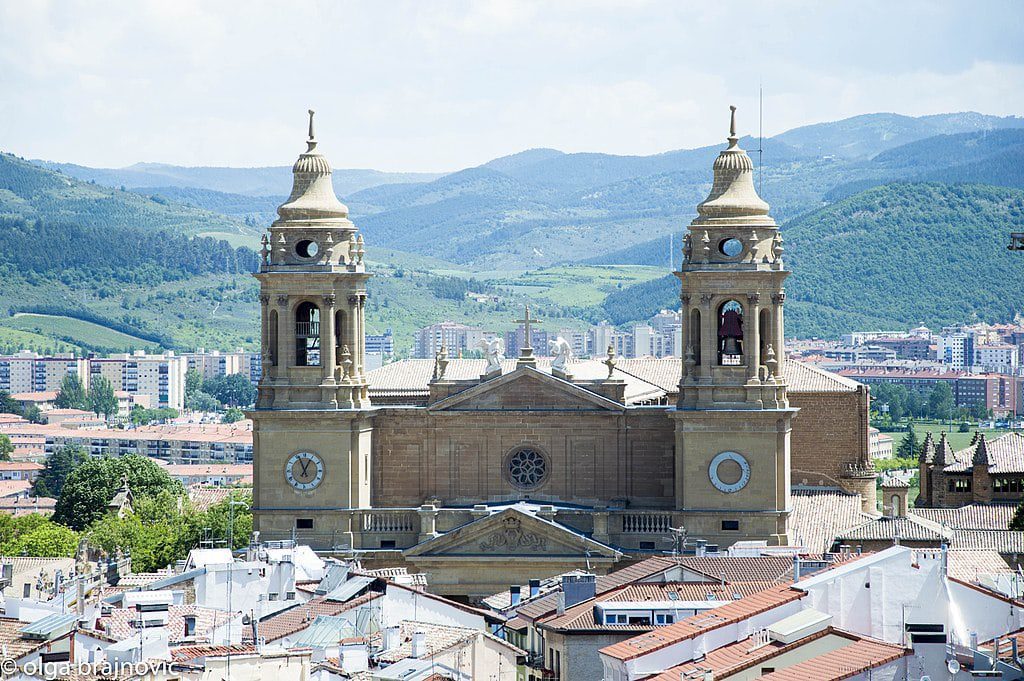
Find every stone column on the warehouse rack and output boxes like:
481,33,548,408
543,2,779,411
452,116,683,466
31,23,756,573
418,504,438,542
747,293,761,382
356,294,366,379
259,295,270,371
321,294,337,383
276,295,291,370
700,294,714,379
772,292,786,374
593,509,610,544
344,296,360,383
680,295,691,381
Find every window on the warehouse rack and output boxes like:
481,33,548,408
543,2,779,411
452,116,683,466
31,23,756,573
605,613,629,625
947,478,971,493
295,518,314,530
655,613,674,625
719,238,743,258
295,239,319,259
639,541,656,550
506,446,549,490
380,540,396,549
995,478,1024,494
721,520,740,531
295,302,321,366
717,300,744,365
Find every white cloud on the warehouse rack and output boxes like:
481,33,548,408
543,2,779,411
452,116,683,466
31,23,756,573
0,0,1020,171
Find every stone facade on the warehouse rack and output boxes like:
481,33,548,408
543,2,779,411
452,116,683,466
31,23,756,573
918,431,1024,507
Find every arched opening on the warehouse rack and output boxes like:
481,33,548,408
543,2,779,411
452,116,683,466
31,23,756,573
759,308,770,370
890,494,902,517
688,308,701,365
717,300,744,366
268,310,279,366
295,302,321,366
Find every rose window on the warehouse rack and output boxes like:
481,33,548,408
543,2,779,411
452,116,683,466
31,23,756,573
507,447,548,490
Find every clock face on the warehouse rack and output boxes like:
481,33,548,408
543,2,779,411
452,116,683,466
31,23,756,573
708,451,751,494
285,451,324,491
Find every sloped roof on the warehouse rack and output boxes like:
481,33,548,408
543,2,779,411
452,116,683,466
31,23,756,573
947,549,1014,582
789,488,876,553
950,530,1024,554
600,585,805,661
251,593,382,643
835,515,952,543
757,637,909,680
99,604,235,642
943,432,1024,473
912,504,1015,530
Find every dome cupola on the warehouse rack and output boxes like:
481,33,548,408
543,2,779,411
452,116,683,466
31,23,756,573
276,110,350,222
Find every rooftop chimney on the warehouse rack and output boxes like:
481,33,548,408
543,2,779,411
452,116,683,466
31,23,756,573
556,592,565,615
411,631,427,659
382,626,400,651
340,641,369,672
695,539,707,557
528,579,541,599
561,574,597,609
509,585,521,607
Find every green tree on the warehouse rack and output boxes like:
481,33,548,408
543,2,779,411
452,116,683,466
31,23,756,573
129,406,179,426
1,522,78,557
896,423,919,460
1012,500,1024,531
87,490,202,572
32,444,87,498
201,490,253,551
87,376,118,419
54,375,87,410
53,454,183,531
0,391,20,416
927,383,954,421
0,434,12,462
203,374,256,407
221,407,245,424
22,404,42,424
184,369,204,410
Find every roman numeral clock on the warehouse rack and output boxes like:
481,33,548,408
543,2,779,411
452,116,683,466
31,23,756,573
285,451,325,491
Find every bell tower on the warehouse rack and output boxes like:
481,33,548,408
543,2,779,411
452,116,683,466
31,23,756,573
250,111,374,545
671,106,796,546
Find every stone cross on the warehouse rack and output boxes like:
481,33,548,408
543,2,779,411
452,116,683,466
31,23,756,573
514,305,542,367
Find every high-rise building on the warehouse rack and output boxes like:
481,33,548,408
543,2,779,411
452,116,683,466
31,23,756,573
89,352,187,411
0,352,88,394
414,322,485,359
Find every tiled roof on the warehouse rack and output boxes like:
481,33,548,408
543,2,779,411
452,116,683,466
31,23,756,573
513,557,676,621
538,581,778,633
950,530,1024,554
0,495,56,517
0,480,32,498
644,626,845,681
943,432,1024,473
365,358,859,406
170,643,257,662
674,556,799,584
789,488,875,553
187,484,250,511
376,620,524,664
0,616,58,660
835,515,952,542
99,604,235,643
251,593,381,642
913,504,1015,530
0,461,44,471
600,585,804,661
947,549,1014,582
757,638,909,680
165,464,252,476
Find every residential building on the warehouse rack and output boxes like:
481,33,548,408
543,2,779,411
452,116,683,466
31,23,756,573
413,322,485,359
868,427,894,460
181,348,261,384
0,352,88,395
936,332,975,369
90,351,188,411
975,343,1020,373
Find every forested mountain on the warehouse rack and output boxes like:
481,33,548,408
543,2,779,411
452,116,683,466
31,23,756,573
0,153,251,237
602,183,1024,337
35,160,442,198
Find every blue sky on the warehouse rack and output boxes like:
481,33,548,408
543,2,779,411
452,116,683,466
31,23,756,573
1,0,1021,171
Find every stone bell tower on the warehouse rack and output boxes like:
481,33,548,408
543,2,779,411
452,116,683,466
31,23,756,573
671,106,796,546
250,111,374,544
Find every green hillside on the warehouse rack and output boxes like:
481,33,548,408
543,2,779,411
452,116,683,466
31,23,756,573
602,183,1024,337
1,153,254,237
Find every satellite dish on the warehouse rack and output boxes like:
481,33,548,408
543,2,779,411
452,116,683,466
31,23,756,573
947,658,962,673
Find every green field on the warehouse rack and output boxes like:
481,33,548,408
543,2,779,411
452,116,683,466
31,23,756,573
887,422,1010,455
1,314,159,353
487,265,666,307
0,325,77,354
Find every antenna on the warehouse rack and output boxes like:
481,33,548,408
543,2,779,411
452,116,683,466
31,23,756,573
669,233,674,271
758,85,764,197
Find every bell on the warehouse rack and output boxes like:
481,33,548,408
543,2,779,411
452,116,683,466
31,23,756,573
723,337,740,355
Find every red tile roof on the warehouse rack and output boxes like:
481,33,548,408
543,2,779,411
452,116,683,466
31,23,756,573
250,593,381,643
170,643,257,662
600,585,805,661
757,638,908,680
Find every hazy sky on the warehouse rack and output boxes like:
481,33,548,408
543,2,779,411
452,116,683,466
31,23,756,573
1,0,1022,172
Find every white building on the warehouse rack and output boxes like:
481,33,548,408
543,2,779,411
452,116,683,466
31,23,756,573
0,352,88,395
974,343,1019,374
182,348,262,384
90,351,187,410
413,322,485,359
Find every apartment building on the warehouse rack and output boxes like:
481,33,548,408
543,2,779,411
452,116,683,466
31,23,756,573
974,343,1019,373
0,352,88,394
182,348,262,384
413,322,485,359
90,352,187,411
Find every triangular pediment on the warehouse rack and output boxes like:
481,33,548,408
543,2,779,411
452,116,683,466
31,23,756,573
404,508,620,559
429,366,623,412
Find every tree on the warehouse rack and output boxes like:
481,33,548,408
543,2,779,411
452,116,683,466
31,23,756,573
88,490,202,572
0,391,20,416
203,374,256,408
130,406,178,426
53,454,183,531
32,444,87,498
54,375,87,410
1,522,78,558
22,404,42,424
896,423,919,460
87,376,118,419
1012,500,1024,531
184,369,204,410
222,407,245,424
927,383,954,421
0,434,12,462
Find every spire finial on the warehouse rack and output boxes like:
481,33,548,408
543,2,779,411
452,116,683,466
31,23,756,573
308,109,315,141
727,105,738,148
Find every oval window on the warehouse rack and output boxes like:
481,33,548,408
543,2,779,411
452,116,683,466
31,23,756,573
295,240,319,258
719,238,743,257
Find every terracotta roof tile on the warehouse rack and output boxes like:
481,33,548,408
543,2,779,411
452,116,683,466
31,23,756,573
913,504,1015,530
757,638,908,680
789,488,875,553
947,549,1014,582
943,432,1024,474
170,643,257,661
836,515,952,542
252,593,381,643
599,585,804,661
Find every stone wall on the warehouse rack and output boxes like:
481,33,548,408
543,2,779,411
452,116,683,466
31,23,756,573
789,386,870,489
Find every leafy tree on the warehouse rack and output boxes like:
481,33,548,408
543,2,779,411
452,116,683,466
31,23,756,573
201,490,253,551
222,407,245,424
896,423,919,460
32,444,87,498
53,454,183,531
1012,500,1024,531
1,522,78,558
87,376,118,419
87,490,201,572
54,375,87,410
22,404,42,424
203,374,256,407
928,383,954,421
184,369,204,409
0,391,20,416
0,434,12,462
129,406,178,426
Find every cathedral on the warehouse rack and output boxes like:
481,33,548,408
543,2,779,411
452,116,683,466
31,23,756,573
249,109,875,597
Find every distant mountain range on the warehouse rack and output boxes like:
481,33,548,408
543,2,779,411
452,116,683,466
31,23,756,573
2,110,1023,348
